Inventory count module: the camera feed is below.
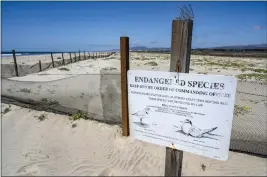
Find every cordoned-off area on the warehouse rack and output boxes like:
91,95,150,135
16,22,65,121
2,70,266,156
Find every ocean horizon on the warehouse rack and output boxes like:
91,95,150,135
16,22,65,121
1,50,114,58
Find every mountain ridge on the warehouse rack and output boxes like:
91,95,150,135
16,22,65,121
110,44,267,51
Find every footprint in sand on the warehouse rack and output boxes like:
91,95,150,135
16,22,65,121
98,168,131,176
17,163,41,176
24,151,49,161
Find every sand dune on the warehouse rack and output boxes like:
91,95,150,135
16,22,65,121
2,53,267,155
1,103,266,176
4,52,267,83
1,103,165,176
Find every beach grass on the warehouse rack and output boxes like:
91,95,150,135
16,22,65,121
145,61,158,66
20,88,31,93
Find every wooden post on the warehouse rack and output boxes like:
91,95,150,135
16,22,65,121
39,60,42,71
74,53,77,62
51,53,55,68
84,51,86,60
169,20,193,73
69,52,72,63
79,50,81,61
120,37,130,137
62,52,65,65
12,49,19,77
165,19,193,177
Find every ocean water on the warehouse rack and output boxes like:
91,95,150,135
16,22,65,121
1,52,60,57
1,51,106,58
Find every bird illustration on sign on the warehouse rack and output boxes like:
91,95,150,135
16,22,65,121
131,107,150,128
174,119,222,140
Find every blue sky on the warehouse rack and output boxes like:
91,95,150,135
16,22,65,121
1,1,267,52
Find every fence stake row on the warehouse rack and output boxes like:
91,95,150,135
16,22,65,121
11,50,115,76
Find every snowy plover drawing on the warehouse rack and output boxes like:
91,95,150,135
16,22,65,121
174,119,221,140
132,107,150,125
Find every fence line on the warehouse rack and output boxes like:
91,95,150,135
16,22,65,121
3,50,116,78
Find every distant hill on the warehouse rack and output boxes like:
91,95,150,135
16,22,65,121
130,46,170,51
204,44,267,50
109,44,267,52
108,46,170,52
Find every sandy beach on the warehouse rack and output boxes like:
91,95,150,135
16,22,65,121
2,52,266,82
1,52,267,175
2,103,266,176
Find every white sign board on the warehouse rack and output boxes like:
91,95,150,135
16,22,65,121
128,70,237,161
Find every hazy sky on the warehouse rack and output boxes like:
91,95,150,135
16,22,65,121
1,1,267,52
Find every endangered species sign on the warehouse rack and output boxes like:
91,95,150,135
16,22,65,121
128,70,237,161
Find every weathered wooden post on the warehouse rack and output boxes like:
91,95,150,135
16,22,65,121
51,53,55,68
165,17,193,177
84,51,86,60
79,50,81,61
120,37,130,136
39,60,42,71
69,52,72,63
62,52,65,65
74,53,77,62
12,49,19,77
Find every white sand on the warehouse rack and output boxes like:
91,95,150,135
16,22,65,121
2,53,267,175
5,52,267,82
1,103,266,176
7,54,170,82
